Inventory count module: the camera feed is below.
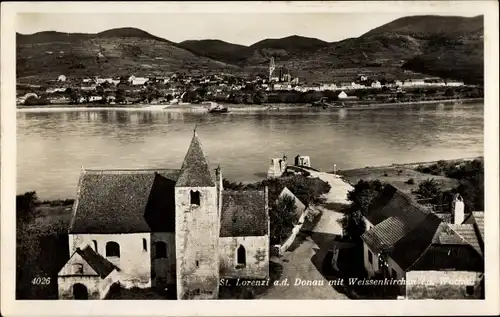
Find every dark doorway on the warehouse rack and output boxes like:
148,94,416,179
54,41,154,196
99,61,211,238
237,245,246,266
73,283,89,300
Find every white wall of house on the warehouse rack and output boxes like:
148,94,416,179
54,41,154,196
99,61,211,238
386,255,405,280
218,235,269,279
363,242,379,277
69,233,152,288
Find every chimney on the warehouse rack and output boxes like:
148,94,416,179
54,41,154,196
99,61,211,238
452,194,465,224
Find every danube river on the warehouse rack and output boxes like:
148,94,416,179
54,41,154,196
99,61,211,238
16,103,483,199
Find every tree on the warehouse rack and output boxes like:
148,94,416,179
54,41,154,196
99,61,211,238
414,178,443,204
341,180,384,242
444,88,455,97
16,191,38,222
115,89,125,103
253,91,267,105
270,195,298,244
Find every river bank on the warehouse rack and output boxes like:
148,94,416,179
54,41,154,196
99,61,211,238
16,97,483,112
336,156,482,196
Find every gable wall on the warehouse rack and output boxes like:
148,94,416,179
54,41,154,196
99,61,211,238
58,251,98,277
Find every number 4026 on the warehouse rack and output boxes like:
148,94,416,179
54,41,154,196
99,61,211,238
32,277,51,285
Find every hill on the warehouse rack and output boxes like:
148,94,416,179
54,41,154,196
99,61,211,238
16,28,236,80
178,39,250,65
16,16,484,84
264,15,484,84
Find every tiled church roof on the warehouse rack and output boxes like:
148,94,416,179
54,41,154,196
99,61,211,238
69,169,180,234
176,132,215,187
220,189,269,237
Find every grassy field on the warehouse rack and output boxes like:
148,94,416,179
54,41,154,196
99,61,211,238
336,160,470,198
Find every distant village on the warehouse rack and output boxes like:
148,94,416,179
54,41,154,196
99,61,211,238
17,57,476,106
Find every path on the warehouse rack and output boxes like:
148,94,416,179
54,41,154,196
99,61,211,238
308,171,353,236
257,171,353,299
258,236,348,299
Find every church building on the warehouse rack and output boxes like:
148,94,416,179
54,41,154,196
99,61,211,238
57,131,270,300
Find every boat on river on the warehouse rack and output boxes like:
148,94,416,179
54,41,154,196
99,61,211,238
205,101,229,113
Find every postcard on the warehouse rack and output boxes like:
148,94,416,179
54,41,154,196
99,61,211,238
1,1,499,316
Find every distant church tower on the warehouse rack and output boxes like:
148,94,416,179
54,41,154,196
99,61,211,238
269,57,276,82
174,130,220,299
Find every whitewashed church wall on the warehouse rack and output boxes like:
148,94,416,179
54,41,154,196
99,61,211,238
70,233,151,288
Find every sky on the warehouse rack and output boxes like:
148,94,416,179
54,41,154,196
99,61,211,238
16,12,482,46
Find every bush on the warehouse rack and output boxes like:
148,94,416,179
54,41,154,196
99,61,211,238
406,178,415,185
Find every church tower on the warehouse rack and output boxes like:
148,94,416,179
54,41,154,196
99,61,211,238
175,130,220,299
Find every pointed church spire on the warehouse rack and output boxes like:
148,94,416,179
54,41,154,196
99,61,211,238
176,130,215,187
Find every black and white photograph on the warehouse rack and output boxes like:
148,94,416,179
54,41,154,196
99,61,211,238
1,1,499,316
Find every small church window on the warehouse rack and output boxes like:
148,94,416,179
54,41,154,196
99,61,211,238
72,263,84,274
154,242,167,259
196,260,199,267
142,238,147,251
237,245,246,267
190,190,200,206
106,241,120,258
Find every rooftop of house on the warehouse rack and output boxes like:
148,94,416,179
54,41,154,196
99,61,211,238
362,184,484,272
76,245,118,278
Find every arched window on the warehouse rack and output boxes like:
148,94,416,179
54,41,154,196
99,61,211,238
190,190,200,206
92,240,98,252
142,238,147,251
237,245,246,266
154,241,167,259
106,241,120,258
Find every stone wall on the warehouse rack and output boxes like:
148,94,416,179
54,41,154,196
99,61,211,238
151,232,176,287
69,233,151,288
406,270,483,299
219,236,269,279
175,186,220,299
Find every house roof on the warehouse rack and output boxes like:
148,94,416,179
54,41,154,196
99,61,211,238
220,189,269,237
361,216,410,254
69,169,180,234
408,244,484,272
389,213,443,271
76,245,118,278
472,211,484,241
176,132,215,188
449,223,483,256
363,184,431,226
